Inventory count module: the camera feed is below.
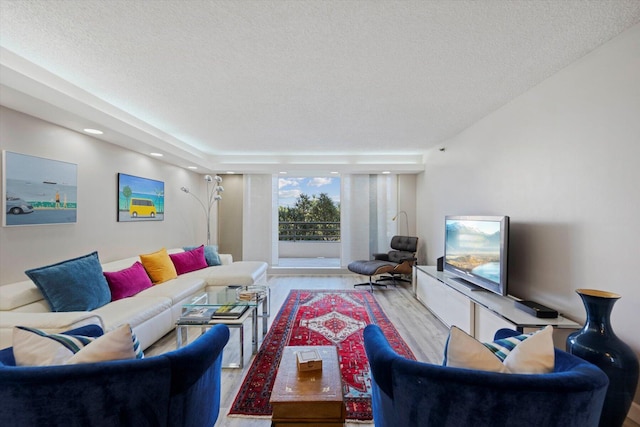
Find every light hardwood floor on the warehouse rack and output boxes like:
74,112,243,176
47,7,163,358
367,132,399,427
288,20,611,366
146,274,640,427
146,274,448,427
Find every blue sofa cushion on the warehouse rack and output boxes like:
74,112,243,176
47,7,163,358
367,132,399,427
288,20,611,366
25,251,111,312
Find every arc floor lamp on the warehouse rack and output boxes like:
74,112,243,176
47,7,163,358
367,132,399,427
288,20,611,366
180,174,224,245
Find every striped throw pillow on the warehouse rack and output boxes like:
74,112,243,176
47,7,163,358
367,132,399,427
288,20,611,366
13,324,143,366
483,333,531,361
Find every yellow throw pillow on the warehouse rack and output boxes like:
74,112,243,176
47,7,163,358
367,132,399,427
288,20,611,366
139,247,177,284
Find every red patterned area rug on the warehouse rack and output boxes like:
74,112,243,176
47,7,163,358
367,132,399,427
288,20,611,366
228,289,415,422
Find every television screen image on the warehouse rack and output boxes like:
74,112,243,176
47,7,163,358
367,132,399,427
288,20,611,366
444,215,509,296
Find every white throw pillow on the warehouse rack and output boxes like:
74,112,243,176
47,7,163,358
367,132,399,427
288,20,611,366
13,326,95,366
66,324,136,364
13,324,142,366
502,326,555,374
444,325,554,374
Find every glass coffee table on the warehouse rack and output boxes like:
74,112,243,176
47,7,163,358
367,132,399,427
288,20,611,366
176,285,269,368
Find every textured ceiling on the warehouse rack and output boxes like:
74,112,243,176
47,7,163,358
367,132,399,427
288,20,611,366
1,0,640,172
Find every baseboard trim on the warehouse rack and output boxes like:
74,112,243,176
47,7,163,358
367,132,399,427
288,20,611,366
628,401,640,425
268,267,350,275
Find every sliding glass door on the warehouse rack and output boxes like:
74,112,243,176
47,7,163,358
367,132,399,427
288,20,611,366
277,176,341,267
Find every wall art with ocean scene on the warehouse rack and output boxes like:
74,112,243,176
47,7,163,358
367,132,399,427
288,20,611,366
117,173,164,222
3,151,78,226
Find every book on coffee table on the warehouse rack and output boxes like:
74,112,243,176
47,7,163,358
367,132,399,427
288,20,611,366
179,307,216,323
212,304,249,319
237,290,266,301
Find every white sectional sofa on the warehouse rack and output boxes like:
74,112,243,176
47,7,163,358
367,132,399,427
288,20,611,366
0,249,268,350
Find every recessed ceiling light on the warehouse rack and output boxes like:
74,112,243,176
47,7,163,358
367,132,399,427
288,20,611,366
382,171,391,174
187,166,198,170
150,152,163,157
279,171,287,174
330,171,339,174
83,128,103,135
226,171,235,174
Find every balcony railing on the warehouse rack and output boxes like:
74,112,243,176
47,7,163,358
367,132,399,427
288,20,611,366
279,221,340,241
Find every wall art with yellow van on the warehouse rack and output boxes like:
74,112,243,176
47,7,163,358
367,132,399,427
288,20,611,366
117,173,164,222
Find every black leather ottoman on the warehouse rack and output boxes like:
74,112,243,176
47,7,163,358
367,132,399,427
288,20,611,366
348,260,395,291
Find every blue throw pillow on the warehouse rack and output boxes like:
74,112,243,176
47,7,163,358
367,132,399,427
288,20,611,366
183,245,221,266
25,251,111,312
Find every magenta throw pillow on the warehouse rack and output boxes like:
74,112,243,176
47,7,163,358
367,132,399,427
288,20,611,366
169,245,208,275
103,261,153,301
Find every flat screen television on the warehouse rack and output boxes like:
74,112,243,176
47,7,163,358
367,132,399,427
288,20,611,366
444,215,509,296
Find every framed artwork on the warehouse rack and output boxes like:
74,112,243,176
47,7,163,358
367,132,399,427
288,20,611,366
3,151,78,226
117,173,164,222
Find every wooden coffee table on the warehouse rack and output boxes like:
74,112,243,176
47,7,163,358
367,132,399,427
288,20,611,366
270,346,345,426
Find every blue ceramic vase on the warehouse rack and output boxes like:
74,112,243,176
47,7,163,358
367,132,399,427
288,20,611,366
566,289,639,427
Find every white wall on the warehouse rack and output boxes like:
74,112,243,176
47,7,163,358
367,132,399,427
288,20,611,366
416,23,640,411
242,174,274,263
0,107,207,284
218,173,243,261
397,174,416,237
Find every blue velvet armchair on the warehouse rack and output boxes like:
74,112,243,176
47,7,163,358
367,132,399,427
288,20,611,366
0,323,230,427
363,324,609,427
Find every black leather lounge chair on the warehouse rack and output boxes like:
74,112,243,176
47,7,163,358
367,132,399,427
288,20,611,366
348,236,418,291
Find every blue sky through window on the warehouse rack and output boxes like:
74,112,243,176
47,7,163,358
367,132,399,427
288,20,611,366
278,176,341,207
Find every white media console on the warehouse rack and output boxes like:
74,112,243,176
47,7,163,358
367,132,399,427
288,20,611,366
413,265,580,348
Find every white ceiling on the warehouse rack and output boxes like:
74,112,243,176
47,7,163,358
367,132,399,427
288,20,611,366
1,0,640,173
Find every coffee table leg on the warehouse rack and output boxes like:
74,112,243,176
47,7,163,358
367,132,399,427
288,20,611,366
262,291,269,336
239,324,244,369
252,306,258,354
219,324,244,369
176,325,186,349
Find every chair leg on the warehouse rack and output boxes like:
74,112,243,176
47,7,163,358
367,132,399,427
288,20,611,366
354,276,387,292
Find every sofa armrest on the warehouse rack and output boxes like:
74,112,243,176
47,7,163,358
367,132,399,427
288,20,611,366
364,324,399,398
165,324,230,427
